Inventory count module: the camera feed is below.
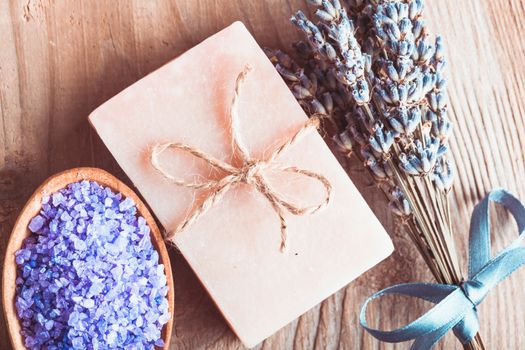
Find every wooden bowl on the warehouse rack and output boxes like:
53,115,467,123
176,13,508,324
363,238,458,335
2,167,174,349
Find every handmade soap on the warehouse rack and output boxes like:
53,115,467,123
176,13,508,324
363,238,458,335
89,22,393,348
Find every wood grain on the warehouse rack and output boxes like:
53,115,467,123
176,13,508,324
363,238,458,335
1,0,525,349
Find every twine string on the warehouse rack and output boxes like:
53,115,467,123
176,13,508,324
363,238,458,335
150,65,332,252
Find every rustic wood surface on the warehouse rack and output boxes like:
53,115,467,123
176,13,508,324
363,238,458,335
1,0,525,349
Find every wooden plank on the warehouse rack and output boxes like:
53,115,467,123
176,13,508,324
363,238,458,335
1,0,525,349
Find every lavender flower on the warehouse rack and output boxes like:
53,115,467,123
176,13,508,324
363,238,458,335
265,49,332,117
368,122,398,155
371,0,453,179
433,157,454,192
388,187,411,217
265,47,356,155
291,1,371,105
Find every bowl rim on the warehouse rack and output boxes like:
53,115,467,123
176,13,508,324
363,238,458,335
2,167,174,349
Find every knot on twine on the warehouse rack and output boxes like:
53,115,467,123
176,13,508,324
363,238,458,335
238,160,264,185
360,188,525,349
149,65,332,252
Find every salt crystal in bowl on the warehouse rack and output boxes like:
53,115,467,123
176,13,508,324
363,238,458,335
2,168,174,349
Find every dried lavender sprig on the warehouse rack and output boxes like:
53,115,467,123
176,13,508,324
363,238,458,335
367,0,462,277
264,49,332,116
265,47,354,156
291,2,378,163
267,46,368,160
292,40,358,126
358,2,460,284
350,2,460,283
291,2,371,104
285,0,411,216
371,0,454,187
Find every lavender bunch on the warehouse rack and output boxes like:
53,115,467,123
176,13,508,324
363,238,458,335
269,1,484,349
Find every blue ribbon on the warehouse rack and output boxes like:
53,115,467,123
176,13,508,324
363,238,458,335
360,189,525,349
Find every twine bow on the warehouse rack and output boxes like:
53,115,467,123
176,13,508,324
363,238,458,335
360,188,525,349
150,65,332,252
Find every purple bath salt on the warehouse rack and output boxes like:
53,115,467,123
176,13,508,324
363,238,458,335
15,180,170,349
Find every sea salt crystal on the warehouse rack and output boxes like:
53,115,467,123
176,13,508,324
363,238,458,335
158,311,170,325
15,181,170,349
107,330,117,345
73,239,87,251
51,192,65,206
119,197,135,211
104,197,114,207
82,299,95,309
44,319,54,331
87,279,104,297
28,215,45,233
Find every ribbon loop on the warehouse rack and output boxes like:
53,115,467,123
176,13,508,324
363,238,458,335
452,310,479,345
469,189,525,277
149,65,332,252
360,189,525,349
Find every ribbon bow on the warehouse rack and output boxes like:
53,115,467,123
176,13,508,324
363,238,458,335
360,188,525,349
150,66,332,252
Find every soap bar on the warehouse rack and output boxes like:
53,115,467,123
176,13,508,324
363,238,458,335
89,22,393,348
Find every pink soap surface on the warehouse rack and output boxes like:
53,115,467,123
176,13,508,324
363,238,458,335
89,22,393,348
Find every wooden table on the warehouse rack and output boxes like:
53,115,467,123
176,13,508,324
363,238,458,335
1,1,525,349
